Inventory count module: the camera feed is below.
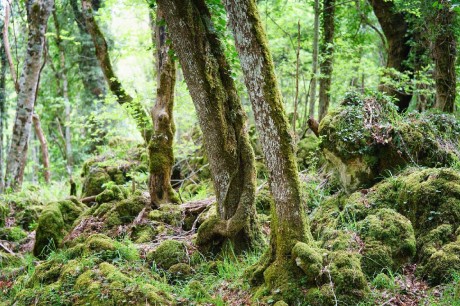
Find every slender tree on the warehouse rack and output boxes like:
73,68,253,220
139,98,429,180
308,0,320,120
52,8,73,176
148,7,178,207
157,0,263,252
4,0,54,190
81,0,152,142
368,0,413,112
318,0,335,121
223,0,312,299
0,0,6,192
430,0,457,112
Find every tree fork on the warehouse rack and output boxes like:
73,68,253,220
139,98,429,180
157,0,263,253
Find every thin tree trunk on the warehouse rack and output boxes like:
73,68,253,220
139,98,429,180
0,2,6,193
32,114,50,183
4,0,54,191
148,8,178,207
223,0,312,299
318,0,335,121
158,0,263,252
81,0,152,142
368,0,413,112
53,9,73,176
309,0,320,120
2,1,18,93
431,0,456,112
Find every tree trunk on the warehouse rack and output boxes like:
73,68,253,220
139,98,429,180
4,0,54,191
53,9,73,176
368,0,413,112
223,0,312,300
0,4,6,193
81,0,152,142
148,8,178,207
32,114,50,183
318,0,335,121
308,0,320,120
157,0,263,253
431,0,457,112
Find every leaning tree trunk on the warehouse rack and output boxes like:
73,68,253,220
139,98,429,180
148,8,178,207
32,114,50,183
431,0,457,113
81,0,152,142
224,0,312,300
318,0,335,121
368,0,413,112
157,0,263,252
4,0,54,191
308,0,320,120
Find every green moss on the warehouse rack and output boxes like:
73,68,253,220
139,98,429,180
357,208,416,276
0,226,27,241
420,238,460,285
147,239,187,269
255,187,274,214
292,242,324,281
168,263,192,280
17,205,43,230
34,199,86,258
319,92,460,192
95,185,126,204
0,202,8,227
82,169,111,197
148,204,182,226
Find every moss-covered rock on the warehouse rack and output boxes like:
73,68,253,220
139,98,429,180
0,226,27,241
357,208,416,276
81,145,147,197
34,198,86,258
292,242,324,281
95,184,127,204
148,204,182,227
319,91,460,192
147,239,187,269
297,133,322,170
168,263,192,280
16,205,43,230
420,237,460,285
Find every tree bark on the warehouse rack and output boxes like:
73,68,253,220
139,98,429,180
223,0,312,299
4,0,54,191
308,0,320,120
53,9,73,176
0,2,6,193
2,2,18,93
148,8,178,207
157,0,263,252
431,0,457,112
318,0,335,121
81,0,152,142
32,113,50,183
368,0,413,112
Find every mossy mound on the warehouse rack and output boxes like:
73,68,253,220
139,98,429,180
319,91,460,192
148,204,182,227
81,145,148,197
297,133,322,170
16,205,43,230
65,193,148,244
15,235,173,305
0,226,27,242
147,239,188,269
33,197,87,258
310,167,460,283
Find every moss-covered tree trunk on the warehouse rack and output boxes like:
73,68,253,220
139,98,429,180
4,0,54,191
157,0,262,252
148,8,178,207
431,0,457,113
81,0,152,142
318,0,335,121
369,0,413,112
223,0,312,299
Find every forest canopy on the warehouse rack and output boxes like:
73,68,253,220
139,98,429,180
1,0,460,305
